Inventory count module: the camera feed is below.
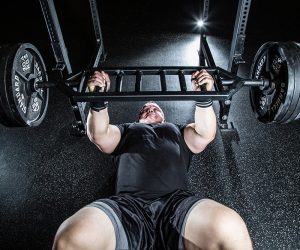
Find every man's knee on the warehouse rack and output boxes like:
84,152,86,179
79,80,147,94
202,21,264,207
52,207,116,250
184,199,252,249
207,203,250,242
53,218,89,250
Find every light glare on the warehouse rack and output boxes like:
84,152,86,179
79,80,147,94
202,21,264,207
197,20,205,27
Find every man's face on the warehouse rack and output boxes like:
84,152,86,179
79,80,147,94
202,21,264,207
138,102,165,124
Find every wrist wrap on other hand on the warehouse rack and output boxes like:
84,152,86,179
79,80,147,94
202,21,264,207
195,100,213,108
90,101,108,112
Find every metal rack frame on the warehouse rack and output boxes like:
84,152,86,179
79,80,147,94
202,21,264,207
39,0,255,134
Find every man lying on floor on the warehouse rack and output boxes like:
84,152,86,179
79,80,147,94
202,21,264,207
53,69,253,250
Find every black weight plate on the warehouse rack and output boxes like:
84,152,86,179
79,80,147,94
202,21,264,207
249,41,297,123
0,43,48,127
279,41,300,123
290,43,300,121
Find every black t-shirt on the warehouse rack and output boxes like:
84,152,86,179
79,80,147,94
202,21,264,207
112,122,193,197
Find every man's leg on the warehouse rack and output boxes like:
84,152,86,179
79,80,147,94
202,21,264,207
53,207,116,250
183,199,253,250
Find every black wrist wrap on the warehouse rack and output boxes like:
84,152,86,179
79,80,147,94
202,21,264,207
90,101,108,112
195,100,213,108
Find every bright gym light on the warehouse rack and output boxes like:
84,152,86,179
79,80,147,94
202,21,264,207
197,20,205,27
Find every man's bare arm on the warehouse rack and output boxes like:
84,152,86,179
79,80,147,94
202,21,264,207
86,71,121,154
184,70,217,154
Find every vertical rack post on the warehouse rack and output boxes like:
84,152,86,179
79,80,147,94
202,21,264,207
39,0,72,75
40,0,106,135
88,0,106,68
219,0,252,130
228,0,252,74
199,0,210,66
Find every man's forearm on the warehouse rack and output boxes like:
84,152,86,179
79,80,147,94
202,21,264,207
87,108,110,140
194,106,217,140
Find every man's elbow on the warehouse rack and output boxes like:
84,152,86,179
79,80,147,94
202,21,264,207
209,129,217,142
206,134,216,145
191,134,215,154
205,130,217,147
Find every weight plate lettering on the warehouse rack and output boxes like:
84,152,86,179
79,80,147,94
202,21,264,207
249,41,300,123
0,43,49,127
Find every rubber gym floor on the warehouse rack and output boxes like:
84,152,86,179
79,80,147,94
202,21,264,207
0,0,299,249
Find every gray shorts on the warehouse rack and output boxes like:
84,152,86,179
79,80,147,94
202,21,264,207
87,190,204,250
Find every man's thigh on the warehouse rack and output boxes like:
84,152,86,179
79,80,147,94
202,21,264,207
53,205,117,250
183,199,253,250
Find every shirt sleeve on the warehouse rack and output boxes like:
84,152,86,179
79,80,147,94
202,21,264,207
175,123,194,156
110,123,131,155
175,124,187,136
114,123,132,136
